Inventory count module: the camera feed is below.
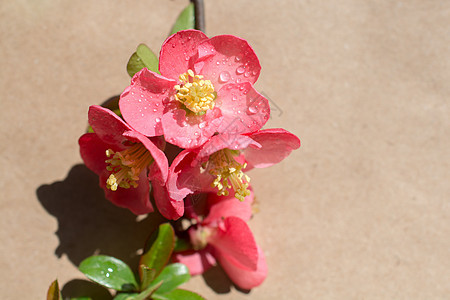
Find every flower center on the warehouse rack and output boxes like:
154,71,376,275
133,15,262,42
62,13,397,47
208,149,251,202
174,69,216,115
189,226,213,250
104,143,153,191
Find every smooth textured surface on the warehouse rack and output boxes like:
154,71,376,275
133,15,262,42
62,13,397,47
1,0,449,298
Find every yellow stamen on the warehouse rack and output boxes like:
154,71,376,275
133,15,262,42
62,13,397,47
174,69,216,114
207,149,251,201
104,143,153,191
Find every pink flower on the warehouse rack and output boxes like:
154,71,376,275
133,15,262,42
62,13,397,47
119,30,270,149
173,191,267,290
166,128,301,212
78,105,168,215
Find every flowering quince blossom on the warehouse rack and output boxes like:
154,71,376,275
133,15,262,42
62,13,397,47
119,29,270,149
164,128,301,218
173,190,267,290
78,105,168,215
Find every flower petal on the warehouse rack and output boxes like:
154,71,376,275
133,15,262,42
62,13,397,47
123,131,169,185
152,182,184,220
216,82,270,135
209,216,258,271
203,189,254,225
167,150,215,202
244,128,301,168
196,35,261,91
79,133,110,175
99,171,153,215
218,245,267,290
119,68,175,137
88,105,132,146
196,133,261,160
172,248,216,276
159,30,209,79
161,102,222,149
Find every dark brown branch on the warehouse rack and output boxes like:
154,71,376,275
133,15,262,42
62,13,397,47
190,0,205,33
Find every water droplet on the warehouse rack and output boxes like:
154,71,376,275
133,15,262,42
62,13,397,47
188,36,192,40
153,108,157,112
235,56,241,62
172,44,176,48
155,118,161,123
140,94,144,97
194,132,199,136
239,85,244,91
244,72,250,78
107,268,113,272
144,106,147,110
236,66,245,75
247,106,257,114
198,122,206,129
138,99,142,102
237,110,241,114
141,113,144,117
216,61,220,65
236,78,241,83
234,145,239,149
232,95,237,101
252,70,258,76
219,71,231,83
155,103,160,107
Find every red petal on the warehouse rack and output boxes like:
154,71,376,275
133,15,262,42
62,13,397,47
88,105,131,147
167,150,215,202
195,133,261,160
218,245,267,290
161,102,222,149
123,131,169,185
99,171,153,215
159,30,209,79
209,216,258,271
195,35,261,91
216,83,270,135
172,248,216,276
244,128,301,168
152,182,184,220
203,189,254,225
119,68,175,137
79,133,110,175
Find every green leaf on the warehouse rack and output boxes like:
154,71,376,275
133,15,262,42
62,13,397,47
127,44,159,77
157,289,205,300
47,279,62,300
139,223,175,287
113,293,138,300
132,280,163,300
139,265,156,292
79,255,138,292
152,263,190,295
70,298,92,300
170,3,195,35
174,237,192,252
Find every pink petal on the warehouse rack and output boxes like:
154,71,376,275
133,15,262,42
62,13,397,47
203,189,254,225
167,150,215,202
244,128,301,168
99,171,153,215
159,30,209,79
161,102,222,149
88,105,132,147
209,216,258,271
195,35,261,91
79,133,110,175
119,68,175,137
152,182,184,220
123,131,169,185
218,245,267,290
172,248,216,276
216,83,270,135
196,133,261,160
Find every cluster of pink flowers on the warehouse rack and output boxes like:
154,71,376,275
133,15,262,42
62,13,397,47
79,30,300,290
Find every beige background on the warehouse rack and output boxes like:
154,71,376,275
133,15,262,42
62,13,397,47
1,0,449,299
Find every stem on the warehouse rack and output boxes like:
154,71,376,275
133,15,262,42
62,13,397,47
190,0,205,32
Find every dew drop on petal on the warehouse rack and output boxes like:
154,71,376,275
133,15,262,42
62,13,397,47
216,61,220,65
239,85,245,91
236,66,245,75
247,106,257,114
236,78,241,83
198,122,206,129
252,70,258,76
244,72,250,78
235,56,241,62
232,95,237,101
219,71,231,83
155,118,161,123
172,44,176,48
153,108,157,112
